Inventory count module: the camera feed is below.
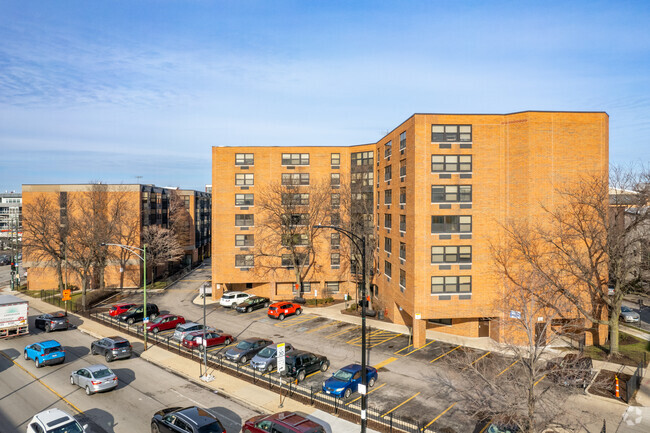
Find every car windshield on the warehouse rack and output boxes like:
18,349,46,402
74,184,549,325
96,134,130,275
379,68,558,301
332,370,354,381
92,368,113,379
236,341,254,350
241,299,253,305
621,306,632,313
44,346,63,354
223,294,235,299
185,334,197,341
49,420,84,433
487,424,517,433
125,306,139,313
257,347,276,358
269,306,277,311
151,316,164,324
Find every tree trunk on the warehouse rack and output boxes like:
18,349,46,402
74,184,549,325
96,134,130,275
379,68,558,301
56,260,64,293
293,267,303,298
99,265,105,290
81,274,88,311
609,314,620,355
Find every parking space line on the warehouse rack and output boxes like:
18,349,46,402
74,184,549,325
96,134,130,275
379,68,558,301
294,369,323,384
429,345,460,363
496,359,520,377
345,383,386,406
394,344,413,355
381,392,420,418
466,351,491,368
325,325,360,339
479,420,492,433
422,402,456,430
401,339,436,357
274,315,318,328
368,333,402,348
534,374,546,387
373,357,398,370
305,320,341,334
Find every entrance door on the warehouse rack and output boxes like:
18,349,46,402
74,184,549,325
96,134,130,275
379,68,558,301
535,323,547,346
478,319,490,337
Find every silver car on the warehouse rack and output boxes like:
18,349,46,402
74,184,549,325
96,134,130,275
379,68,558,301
171,322,218,342
250,342,294,372
620,306,640,323
70,364,118,395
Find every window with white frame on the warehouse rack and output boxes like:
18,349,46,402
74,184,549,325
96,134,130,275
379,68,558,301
431,125,472,142
235,153,254,165
331,153,340,166
431,185,472,203
384,165,392,182
384,189,392,205
235,214,254,226
235,194,254,206
282,153,310,165
384,141,392,158
431,246,472,263
235,234,254,247
235,254,254,267
235,173,254,186
399,131,406,151
431,276,471,293
431,215,472,233
431,155,472,172
399,242,406,260
282,173,310,185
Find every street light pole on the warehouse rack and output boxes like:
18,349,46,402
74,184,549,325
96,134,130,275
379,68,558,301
314,225,367,433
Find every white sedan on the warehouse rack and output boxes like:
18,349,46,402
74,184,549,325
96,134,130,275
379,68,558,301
27,408,87,433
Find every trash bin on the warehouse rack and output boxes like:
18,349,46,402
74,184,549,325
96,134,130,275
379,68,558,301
378,310,384,320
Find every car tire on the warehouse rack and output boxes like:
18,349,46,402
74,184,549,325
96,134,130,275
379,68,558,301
91,346,97,355
70,376,75,385
279,314,285,321
23,351,28,360
85,386,92,395
105,353,113,363
127,318,135,325
151,423,161,433
296,308,302,315
266,364,274,373
369,377,376,387
240,355,248,364
247,307,252,313
344,388,352,399
152,327,159,334
321,361,330,372
45,324,51,333
297,370,306,382
225,338,231,345
35,358,40,368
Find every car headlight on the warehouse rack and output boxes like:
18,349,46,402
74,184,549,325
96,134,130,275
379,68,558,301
322,381,326,388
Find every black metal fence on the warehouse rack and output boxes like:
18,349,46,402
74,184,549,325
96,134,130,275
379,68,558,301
625,359,645,403
85,310,430,433
40,290,80,313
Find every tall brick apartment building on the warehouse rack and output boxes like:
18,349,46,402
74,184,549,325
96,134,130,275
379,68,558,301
212,111,609,345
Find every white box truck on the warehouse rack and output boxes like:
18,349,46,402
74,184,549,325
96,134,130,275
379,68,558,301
0,294,29,338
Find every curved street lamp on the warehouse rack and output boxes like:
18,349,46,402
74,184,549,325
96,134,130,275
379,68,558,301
100,242,149,350
314,224,368,433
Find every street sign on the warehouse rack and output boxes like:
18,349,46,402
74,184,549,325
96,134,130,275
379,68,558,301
277,343,286,373
509,310,521,319
143,317,149,323
62,289,72,301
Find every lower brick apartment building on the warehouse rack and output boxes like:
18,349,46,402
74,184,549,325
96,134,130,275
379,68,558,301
22,184,210,291
211,111,609,346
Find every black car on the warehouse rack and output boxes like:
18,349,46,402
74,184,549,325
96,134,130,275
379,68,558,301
118,304,160,325
90,336,133,362
283,350,330,382
224,338,273,364
35,312,70,332
546,354,593,388
235,296,271,313
151,406,225,433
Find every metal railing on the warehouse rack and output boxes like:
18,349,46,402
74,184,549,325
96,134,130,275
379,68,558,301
625,358,645,403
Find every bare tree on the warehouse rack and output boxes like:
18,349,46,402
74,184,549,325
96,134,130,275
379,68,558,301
113,210,140,289
254,180,333,297
168,189,192,253
142,225,185,282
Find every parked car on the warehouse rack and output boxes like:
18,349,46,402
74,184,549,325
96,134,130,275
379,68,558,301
117,304,160,325
322,364,378,398
182,330,234,351
90,336,133,362
0,255,10,266
283,350,329,382
546,354,593,388
224,338,273,363
151,406,226,433
172,322,218,343
35,311,70,332
486,422,520,433
27,408,86,433
243,411,326,433
267,302,302,321
235,296,271,313
109,302,137,317
147,314,186,334
23,340,65,367
70,364,118,395
251,343,294,373
219,291,253,308
620,306,640,323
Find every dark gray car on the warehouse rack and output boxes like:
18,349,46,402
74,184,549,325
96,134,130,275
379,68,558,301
35,312,70,332
90,336,132,362
224,338,273,364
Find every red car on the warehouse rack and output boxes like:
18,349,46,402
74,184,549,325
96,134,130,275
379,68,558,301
109,303,137,317
243,412,325,433
146,314,186,334
181,330,235,350
267,302,302,321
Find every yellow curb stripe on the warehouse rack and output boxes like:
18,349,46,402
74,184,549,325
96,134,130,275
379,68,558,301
496,359,519,377
381,392,420,417
394,344,413,355
345,383,386,406
429,345,461,363
402,339,436,357
373,357,398,370
422,402,456,430
0,351,84,415
305,321,341,334
479,420,492,433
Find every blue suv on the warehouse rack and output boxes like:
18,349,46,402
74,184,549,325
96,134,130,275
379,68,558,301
322,364,378,398
24,340,65,368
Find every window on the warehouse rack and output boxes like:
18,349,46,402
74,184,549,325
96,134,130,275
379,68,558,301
282,253,308,267
235,153,254,165
235,234,254,247
384,213,392,229
351,171,373,187
384,141,392,158
235,173,254,186
399,242,406,260
431,124,472,142
331,193,340,208
282,153,310,165
331,173,340,186
326,281,340,293
235,194,254,206
283,213,308,226
282,193,309,206
331,253,340,266
351,151,374,166
399,214,406,232
431,215,472,233
384,189,392,205
384,165,392,182
235,254,254,267
399,187,406,205
431,246,472,263
331,232,340,248
429,318,452,326
384,260,392,277
300,282,312,293
235,214,254,226
384,237,392,253
282,173,310,185
331,153,340,166
399,131,406,151
431,155,472,172
400,269,406,290
331,213,340,225
400,159,406,178
431,276,472,293
431,185,472,202
282,233,309,246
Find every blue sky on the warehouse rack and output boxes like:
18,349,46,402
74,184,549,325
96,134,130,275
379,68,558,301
1,0,649,192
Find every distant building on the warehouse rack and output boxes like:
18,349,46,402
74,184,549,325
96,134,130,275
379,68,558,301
0,192,21,250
